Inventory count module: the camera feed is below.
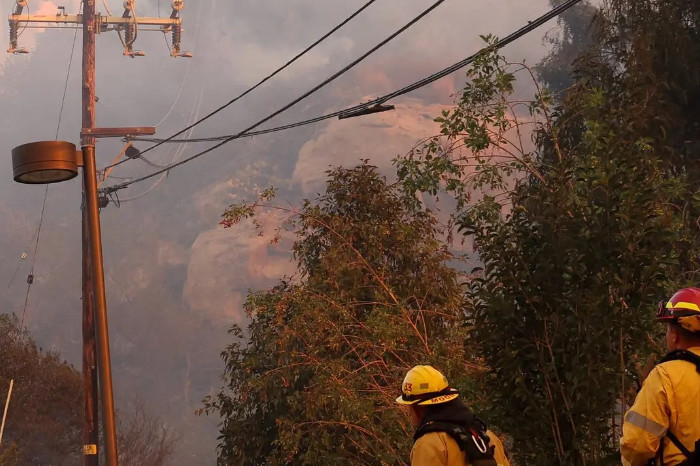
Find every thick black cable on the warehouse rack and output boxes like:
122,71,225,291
128,0,583,147
102,0,446,190
378,0,584,101
20,282,32,329
102,0,582,194
125,0,380,163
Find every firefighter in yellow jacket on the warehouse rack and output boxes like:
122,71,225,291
621,287,700,465
396,365,510,466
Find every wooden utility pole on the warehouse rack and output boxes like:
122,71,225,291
81,203,99,464
81,2,101,463
7,2,190,464
82,2,119,463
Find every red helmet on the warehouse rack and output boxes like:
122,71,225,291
657,287,700,333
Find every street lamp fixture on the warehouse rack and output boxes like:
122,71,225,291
12,141,82,184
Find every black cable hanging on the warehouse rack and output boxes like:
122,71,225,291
102,0,447,191
102,0,583,195
112,0,381,166
126,0,584,147
21,185,48,330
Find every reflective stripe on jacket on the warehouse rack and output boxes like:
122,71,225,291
410,429,510,466
620,346,700,465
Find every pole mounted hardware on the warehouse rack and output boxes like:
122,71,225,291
338,103,396,120
7,0,29,53
6,0,193,58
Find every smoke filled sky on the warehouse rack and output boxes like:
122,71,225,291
1,0,563,462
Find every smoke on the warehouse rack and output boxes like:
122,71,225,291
0,1,558,463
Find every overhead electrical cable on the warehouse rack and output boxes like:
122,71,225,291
131,0,583,147
118,86,207,202
20,185,48,329
102,0,582,196
154,0,203,127
101,0,113,15
101,0,446,191
55,2,82,138
16,1,30,39
103,0,381,172
132,0,381,160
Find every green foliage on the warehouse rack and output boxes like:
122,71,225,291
395,3,700,462
397,38,547,214
205,163,473,465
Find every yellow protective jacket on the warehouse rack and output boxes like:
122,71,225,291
410,429,510,466
620,346,700,465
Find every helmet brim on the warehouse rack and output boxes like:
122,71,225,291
395,391,459,406
416,393,459,406
656,315,677,322
395,395,419,405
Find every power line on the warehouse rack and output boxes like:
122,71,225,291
103,0,381,172
132,0,583,147
131,0,381,161
102,0,582,196
55,2,82,139
20,185,49,330
118,86,208,202
16,1,30,40
154,0,203,126
101,0,446,190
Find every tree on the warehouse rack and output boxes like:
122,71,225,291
204,163,476,465
536,0,597,96
395,1,700,461
114,400,179,466
0,314,179,465
0,314,82,465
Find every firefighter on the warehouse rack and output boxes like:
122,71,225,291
396,365,510,466
621,287,700,465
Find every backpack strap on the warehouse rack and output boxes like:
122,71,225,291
659,349,700,374
414,420,497,466
666,429,694,460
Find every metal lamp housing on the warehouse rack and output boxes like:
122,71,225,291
12,141,81,184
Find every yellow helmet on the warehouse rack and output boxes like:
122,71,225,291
395,365,459,406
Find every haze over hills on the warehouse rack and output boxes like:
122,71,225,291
0,0,557,462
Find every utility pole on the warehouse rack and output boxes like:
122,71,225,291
81,201,99,465
7,2,190,464
81,2,102,462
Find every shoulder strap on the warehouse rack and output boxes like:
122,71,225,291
414,421,497,466
659,349,700,374
666,429,694,459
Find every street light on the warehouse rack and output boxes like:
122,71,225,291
12,141,81,184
